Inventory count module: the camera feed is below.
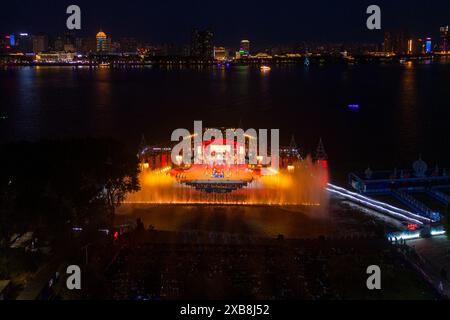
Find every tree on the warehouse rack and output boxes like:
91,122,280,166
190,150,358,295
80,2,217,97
104,172,140,224
0,138,141,245
94,140,140,225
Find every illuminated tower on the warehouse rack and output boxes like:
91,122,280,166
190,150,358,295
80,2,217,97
240,40,250,56
425,37,432,54
315,138,328,166
190,28,214,59
96,31,109,52
407,39,413,55
384,31,409,55
289,135,303,160
315,138,329,186
440,26,449,53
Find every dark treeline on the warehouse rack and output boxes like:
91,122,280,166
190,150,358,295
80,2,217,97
0,138,140,248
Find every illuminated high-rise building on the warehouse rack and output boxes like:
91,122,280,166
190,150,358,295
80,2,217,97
119,37,138,53
425,38,432,54
96,31,110,53
416,38,426,54
1,34,16,53
18,33,33,53
8,34,16,47
190,28,214,59
240,40,250,56
440,26,449,53
79,38,96,54
53,36,64,51
407,39,414,55
384,31,409,55
32,33,49,53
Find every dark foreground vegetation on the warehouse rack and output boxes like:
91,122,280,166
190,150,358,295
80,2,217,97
0,138,140,248
0,138,140,275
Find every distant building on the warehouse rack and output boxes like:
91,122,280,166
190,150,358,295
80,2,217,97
214,46,227,61
32,33,49,53
17,33,33,53
416,38,426,54
384,31,409,55
75,37,83,52
240,40,250,56
52,36,65,51
190,28,214,59
2,33,20,52
5,34,16,50
119,37,138,53
404,38,425,55
412,37,432,55
110,41,121,53
425,37,432,54
81,37,97,54
253,52,272,59
96,31,110,53
35,52,75,62
2,33,33,53
64,44,75,52
407,39,414,55
146,43,184,57
0,36,5,53
440,26,449,52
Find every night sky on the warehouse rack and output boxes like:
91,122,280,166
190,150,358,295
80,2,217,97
2,0,450,47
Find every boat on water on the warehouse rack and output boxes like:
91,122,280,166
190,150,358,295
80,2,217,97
260,65,271,71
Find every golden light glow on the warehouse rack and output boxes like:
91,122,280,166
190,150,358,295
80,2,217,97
408,39,413,54
96,31,107,38
125,157,328,206
160,166,171,173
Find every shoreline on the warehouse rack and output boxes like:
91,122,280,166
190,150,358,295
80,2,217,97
1,54,449,68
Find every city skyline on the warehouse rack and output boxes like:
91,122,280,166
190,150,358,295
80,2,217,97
2,26,449,59
2,0,450,46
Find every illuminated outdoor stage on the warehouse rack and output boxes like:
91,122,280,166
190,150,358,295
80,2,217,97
172,164,254,193
125,157,329,206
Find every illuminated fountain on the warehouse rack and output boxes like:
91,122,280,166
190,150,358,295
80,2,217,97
125,156,328,206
